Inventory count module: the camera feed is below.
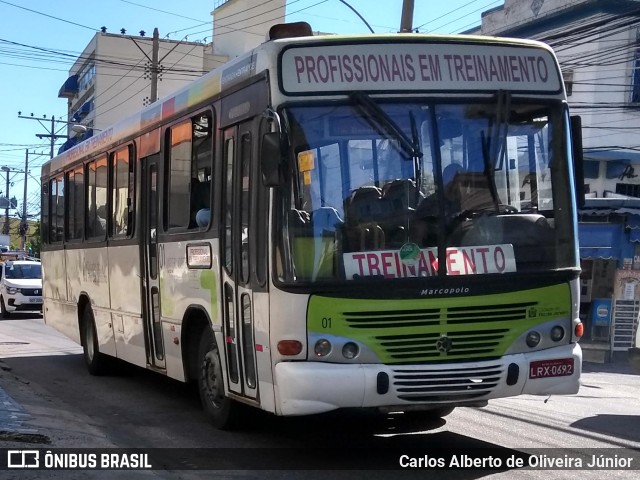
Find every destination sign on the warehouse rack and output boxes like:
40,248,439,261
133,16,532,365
343,244,517,279
281,42,561,94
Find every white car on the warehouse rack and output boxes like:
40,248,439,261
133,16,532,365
0,260,43,317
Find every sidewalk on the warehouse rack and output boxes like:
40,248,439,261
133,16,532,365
0,316,116,451
0,360,49,445
0,317,162,478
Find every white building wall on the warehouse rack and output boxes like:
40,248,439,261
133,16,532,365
212,0,285,58
93,34,205,131
65,32,206,135
470,0,640,198
477,0,585,35
579,26,637,152
62,1,286,138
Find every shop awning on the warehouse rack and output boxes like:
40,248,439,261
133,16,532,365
578,223,623,259
57,136,78,155
72,101,92,121
579,247,616,259
58,74,78,98
583,149,640,163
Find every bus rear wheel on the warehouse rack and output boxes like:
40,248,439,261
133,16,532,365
198,329,240,430
81,304,109,375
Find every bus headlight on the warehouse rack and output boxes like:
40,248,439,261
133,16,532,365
550,326,565,342
526,331,541,348
342,342,359,359
314,339,332,357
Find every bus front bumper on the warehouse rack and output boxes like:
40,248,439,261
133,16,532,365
273,342,581,416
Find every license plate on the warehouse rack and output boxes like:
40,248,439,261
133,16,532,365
529,358,574,379
29,298,43,303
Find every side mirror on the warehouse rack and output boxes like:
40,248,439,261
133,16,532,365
261,131,284,187
570,115,584,209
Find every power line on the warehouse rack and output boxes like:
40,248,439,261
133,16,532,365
118,0,204,23
418,0,501,33
0,37,209,76
0,0,98,31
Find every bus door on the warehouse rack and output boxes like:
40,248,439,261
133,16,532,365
140,154,166,370
220,121,258,400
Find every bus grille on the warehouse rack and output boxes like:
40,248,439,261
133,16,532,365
343,302,535,363
392,364,504,402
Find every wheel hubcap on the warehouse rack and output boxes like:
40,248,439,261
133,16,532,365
203,351,224,409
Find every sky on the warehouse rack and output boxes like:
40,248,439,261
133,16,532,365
0,0,503,220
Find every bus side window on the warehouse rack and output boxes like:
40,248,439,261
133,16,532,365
86,156,108,239
49,175,64,243
191,177,211,228
191,113,212,229
112,145,133,237
167,111,213,230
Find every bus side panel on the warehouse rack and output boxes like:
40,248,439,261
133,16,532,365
268,287,309,415
43,249,79,344
109,244,147,368
253,290,275,413
45,248,68,301
159,239,220,381
70,246,116,358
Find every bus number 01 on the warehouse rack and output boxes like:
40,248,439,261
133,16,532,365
321,317,332,328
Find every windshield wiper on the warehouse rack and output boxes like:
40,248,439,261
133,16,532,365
409,110,423,198
349,91,422,160
480,90,511,212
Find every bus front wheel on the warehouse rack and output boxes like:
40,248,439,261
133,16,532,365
81,305,109,376
198,329,240,430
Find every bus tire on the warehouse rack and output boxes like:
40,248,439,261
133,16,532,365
0,296,11,318
81,305,109,376
198,328,239,430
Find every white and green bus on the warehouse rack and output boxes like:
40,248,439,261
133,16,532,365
41,23,584,429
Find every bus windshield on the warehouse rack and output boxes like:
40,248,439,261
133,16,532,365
277,98,577,284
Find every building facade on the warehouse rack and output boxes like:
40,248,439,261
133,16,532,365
469,0,640,361
57,31,211,152
57,0,287,152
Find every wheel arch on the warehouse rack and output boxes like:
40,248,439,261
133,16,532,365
77,292,92,343
181,305,215,383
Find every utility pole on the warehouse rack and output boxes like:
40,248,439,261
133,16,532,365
131,27,186,105
151,27,159,103
17,114,68,159
2,166,9,236
400,0,415,33
21,149,29,250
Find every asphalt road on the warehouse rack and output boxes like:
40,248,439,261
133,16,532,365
0,314,639,479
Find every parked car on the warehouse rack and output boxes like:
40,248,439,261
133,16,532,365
0,260,43,317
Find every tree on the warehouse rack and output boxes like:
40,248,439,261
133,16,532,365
28,221,41,258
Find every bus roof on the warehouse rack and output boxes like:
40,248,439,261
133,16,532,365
42,30,561,177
